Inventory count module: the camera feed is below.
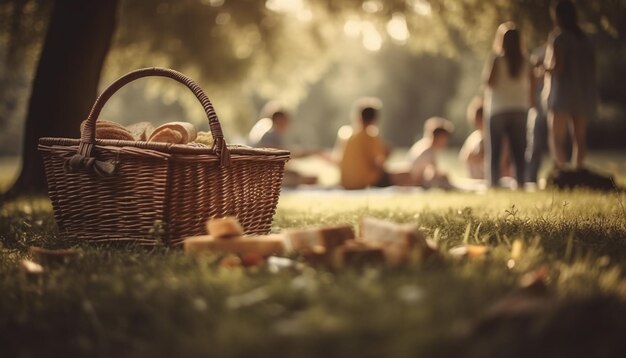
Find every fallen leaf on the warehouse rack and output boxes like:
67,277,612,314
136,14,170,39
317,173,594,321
20,259,44,275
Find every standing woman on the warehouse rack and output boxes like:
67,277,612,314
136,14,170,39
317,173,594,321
543,0,596,169
484,22,532,188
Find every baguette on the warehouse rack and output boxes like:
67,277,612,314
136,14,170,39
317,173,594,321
80,119,135,141
149,121,197,144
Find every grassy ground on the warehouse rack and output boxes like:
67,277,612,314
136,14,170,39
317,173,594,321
2,189,626,357
1,154,626,357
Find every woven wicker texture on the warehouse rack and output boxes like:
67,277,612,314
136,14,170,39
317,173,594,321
38,67,290,246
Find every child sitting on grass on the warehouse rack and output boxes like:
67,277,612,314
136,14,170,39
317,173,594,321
459,97,486,179
339,97,391,190
459,96,514,183
408,117,455,189
249,102,319,187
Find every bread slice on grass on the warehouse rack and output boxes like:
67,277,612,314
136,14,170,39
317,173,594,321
284,225,355,252
184,234,286,256
359,217,434,265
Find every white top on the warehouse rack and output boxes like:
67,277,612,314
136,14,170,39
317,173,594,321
408,138,436,183
485,56,530,116
459,130,484,179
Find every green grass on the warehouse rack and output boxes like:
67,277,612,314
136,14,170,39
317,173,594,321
2,152,626,357
2,188,626,357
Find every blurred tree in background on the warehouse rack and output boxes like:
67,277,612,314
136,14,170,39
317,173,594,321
2,0,117,194
1,0,625,194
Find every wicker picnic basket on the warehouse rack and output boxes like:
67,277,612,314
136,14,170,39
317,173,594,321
38,67,290,246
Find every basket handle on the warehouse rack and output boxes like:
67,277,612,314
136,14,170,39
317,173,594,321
77,67,231,166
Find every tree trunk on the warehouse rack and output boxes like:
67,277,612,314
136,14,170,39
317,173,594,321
5,0,118,197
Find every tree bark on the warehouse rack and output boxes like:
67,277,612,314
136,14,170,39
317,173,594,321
5,0,118,197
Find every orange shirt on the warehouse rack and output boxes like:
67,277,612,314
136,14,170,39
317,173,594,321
339,126,387,189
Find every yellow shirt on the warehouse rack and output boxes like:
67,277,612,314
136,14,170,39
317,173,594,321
339,126,387,189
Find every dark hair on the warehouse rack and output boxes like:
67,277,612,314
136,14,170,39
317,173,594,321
466,96,484,127
424,116,454,138
502,28,524,78
554,0,584,39
361,107,378,125
433,127,451,138
271,111,286,121
475,106,484,121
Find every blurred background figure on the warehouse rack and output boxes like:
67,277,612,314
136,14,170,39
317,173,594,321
1,0,624,196
484,22,531,189
338,97,391,189
408,116,455,189
525,45,548,184
331,124,354,166
459,96,486,179
459,96,514,184
248,117,274,148
543,0,597,170
249,101,289,149
249,101,318,187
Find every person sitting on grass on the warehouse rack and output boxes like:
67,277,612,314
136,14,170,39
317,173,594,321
250,102,321,158
249,101,292,150
408,117,455,189
339,97,391,190
459,97,486,179
249,102,318,187
459,97,514,182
